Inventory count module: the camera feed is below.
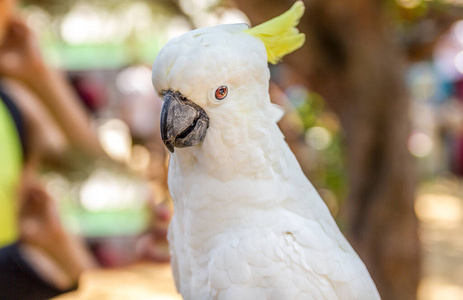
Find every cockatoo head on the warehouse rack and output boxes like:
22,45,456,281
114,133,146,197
152,1,305,153
152,24,270,153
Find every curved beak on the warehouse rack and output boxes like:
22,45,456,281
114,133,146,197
160,90,209,153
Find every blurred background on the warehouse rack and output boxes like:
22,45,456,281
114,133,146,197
7,0,463,299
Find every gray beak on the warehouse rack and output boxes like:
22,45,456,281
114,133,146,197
160,90,209,153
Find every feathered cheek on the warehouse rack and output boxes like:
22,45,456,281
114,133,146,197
202,129,228,159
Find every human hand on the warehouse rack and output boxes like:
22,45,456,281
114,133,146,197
0,17,46,85
18,179,65,249
19,174,99,281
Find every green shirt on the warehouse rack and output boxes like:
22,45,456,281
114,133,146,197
0,97,22,247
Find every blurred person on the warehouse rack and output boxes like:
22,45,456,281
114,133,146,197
0,3,171,299
0,1,102,299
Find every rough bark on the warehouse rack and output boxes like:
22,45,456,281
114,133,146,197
234,0,421,299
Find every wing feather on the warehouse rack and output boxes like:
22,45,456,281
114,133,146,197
207,211,380,300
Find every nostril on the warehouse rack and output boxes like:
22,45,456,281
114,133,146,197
173,91,188,101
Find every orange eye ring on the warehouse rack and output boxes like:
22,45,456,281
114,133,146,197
215,86,228,100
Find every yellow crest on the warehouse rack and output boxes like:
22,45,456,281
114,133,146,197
245,1,305,64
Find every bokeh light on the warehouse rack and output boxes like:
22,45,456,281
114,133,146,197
418,277,463,300
454,50,463,74
305,126,332,150
61,4,121,45
408,132,433,158
98,119,132,163
415,193,463,223
79,169,148,212
116,66,153,96
452,20,463,45
396,0,422,9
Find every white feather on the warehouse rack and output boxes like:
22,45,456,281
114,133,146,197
152,24,381,300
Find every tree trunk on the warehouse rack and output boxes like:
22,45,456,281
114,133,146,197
234,0,421,299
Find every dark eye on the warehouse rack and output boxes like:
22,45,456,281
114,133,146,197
215,86,228,100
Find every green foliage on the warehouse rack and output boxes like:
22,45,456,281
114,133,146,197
297,92,324,130
292,90,347,211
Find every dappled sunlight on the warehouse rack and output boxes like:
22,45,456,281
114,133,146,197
417,180,463,300
415,193,463,224
418,277,463,300
55,264,181,300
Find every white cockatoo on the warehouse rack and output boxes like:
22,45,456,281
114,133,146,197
152,1,381,299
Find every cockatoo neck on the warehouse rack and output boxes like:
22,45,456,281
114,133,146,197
169,99,287,183
166,93,309,233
